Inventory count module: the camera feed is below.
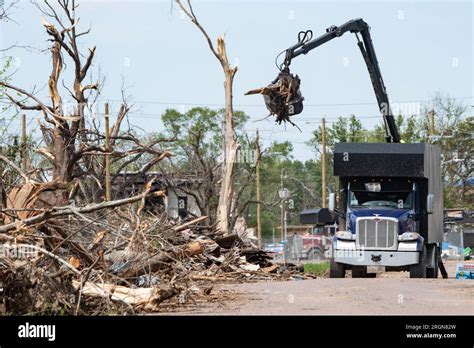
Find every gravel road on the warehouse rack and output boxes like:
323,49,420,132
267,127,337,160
180,261,474,315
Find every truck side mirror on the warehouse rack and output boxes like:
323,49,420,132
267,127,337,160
426,194,434,214
328,193,335,212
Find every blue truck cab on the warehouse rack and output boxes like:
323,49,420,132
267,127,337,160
329,143,443,278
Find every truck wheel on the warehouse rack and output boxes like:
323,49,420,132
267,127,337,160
426,245,439,279
329,258,345,278
410,245,427,278
308,248,324,260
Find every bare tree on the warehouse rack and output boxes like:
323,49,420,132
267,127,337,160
0,1,172,203
176,0,239,234
0,0,99,182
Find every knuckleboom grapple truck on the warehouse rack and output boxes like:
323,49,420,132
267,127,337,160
247,18,445,278
329,143,443,278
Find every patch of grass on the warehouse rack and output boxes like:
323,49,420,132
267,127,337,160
304,261,329,277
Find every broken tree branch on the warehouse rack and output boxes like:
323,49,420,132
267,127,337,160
0,190,166,233
172,215,208,232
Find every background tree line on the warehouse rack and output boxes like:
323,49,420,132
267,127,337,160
1,93,472,239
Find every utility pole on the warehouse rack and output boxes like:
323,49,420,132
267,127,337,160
429,109,436,140
21,114,27,170
280,174,284,242
104,103,111,202
321,117,327,208
279,168,289,243
255,129,262,248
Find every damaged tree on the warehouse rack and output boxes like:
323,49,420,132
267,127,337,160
0,0,171,203
0,1,175,314
176,0,239,235
1,0,99,183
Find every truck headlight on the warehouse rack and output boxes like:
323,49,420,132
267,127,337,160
398,232,420,241
335,231,355,240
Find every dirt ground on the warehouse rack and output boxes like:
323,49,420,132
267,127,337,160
171,260,474,315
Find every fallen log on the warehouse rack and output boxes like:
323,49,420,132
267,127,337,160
115,241,206,279
74,281,178,306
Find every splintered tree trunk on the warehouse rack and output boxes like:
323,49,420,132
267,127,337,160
52,130,74,182
217,138,238,234
215,38,239,235
174,2,239,234
48,38,75,183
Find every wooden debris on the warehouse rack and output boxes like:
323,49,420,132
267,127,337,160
245,70,304,125
114,240,206,279
75,281,178,306
0,174,307,315
0,189,165,233
262,264,279,273
182,241,204,256
69,256,81,269
214,234,240,249
173,215,208,232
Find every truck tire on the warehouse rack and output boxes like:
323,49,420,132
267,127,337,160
426,245,439,279
307,248,324,260
410,245,427,278
329,258,345,278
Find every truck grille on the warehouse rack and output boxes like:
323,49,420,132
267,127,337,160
356,217,398,250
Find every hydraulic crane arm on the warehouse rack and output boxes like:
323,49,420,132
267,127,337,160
281,18,401,143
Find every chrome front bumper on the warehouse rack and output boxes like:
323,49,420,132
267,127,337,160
334,249,419,267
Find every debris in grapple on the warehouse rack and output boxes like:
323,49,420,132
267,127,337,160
245,70,304,125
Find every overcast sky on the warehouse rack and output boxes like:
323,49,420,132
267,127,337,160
1,0,472,161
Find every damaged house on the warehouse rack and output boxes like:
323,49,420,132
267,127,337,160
113,172,203,220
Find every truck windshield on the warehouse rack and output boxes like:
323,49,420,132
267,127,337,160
349,190,413,209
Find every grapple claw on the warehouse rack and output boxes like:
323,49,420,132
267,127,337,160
245,69,304,125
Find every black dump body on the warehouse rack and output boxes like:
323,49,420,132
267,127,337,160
300,208,336,226
333,143,443,244
334,143,438,178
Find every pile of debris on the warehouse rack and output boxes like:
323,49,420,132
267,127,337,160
0,181,309,315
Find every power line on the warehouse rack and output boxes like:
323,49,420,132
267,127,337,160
86,111,413,121
105,96,473,108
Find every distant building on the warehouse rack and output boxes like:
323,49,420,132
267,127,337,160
113,172,203,219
